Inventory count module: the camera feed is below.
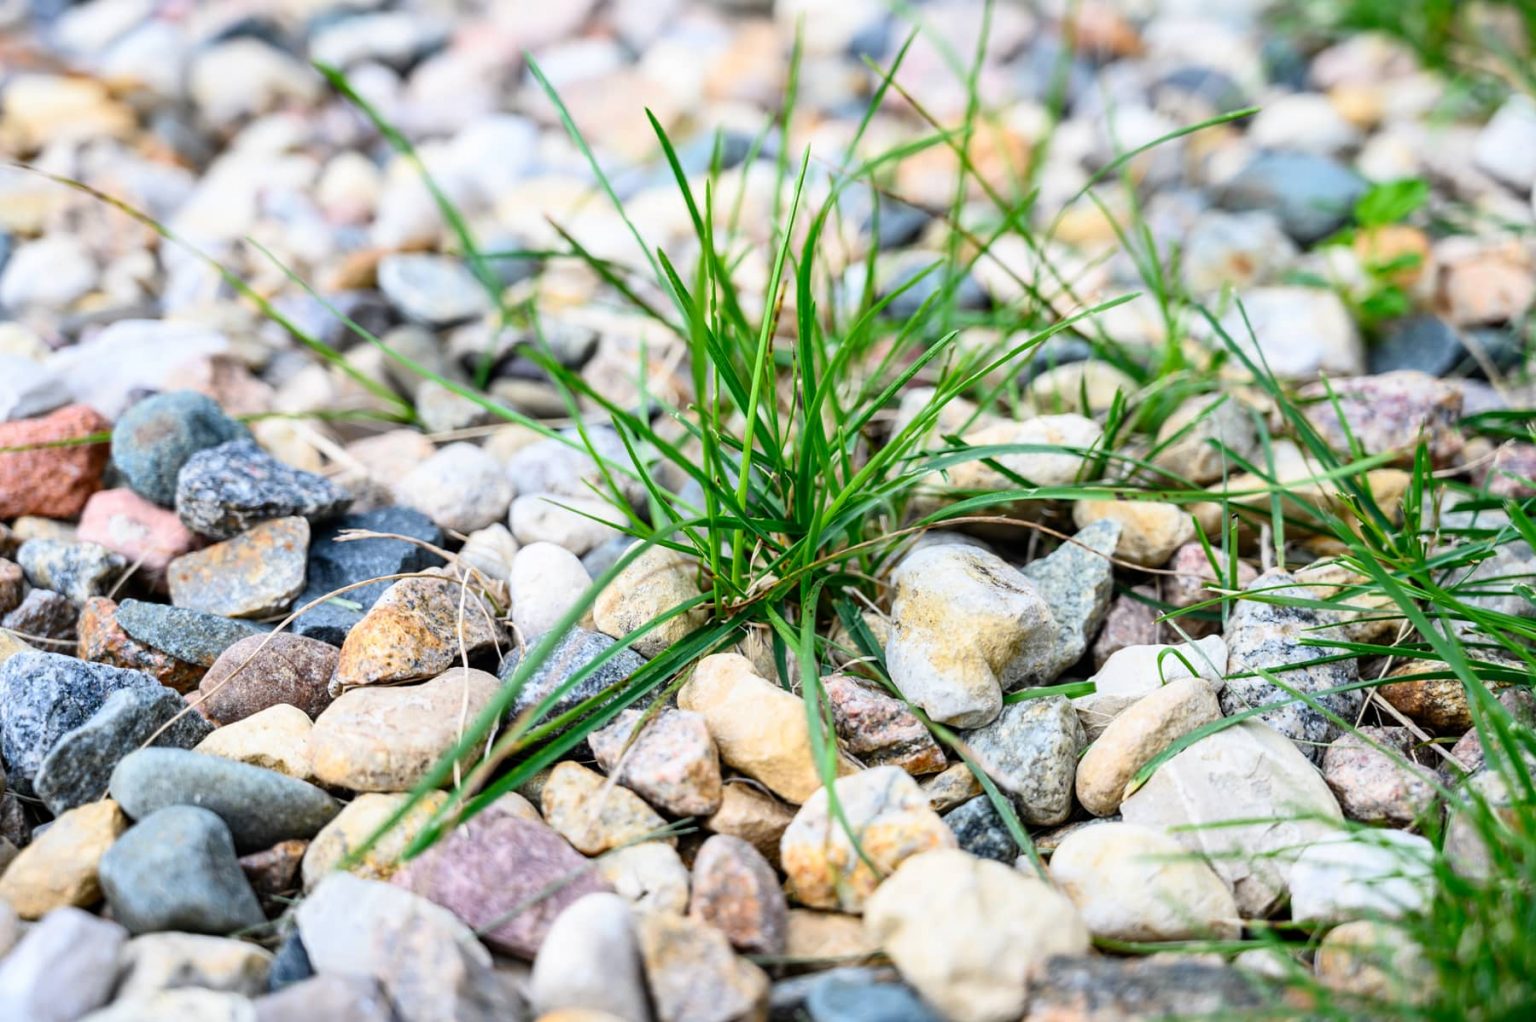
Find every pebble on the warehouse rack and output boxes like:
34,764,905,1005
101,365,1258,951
1300,371,1464,467
941,796,1019,863
635,910,770,1022
310,666,502,791
0,558,18,616
502,626,646,724
1152,393,1261,485
3,587,77,642
1071,499,1194,568
240,840,306,907
167,516,310,619
1472,94,1536,191
1220,570,1362,761
302,790,450,890
1289,830,1435,925
36,686,213,816
395,442,514,535
115,933,273,1000
1315,919,1433,1005
78,490,202,589
0,355,64,423
1180,211,1296,296
540,760,670,855
589,707,723,816
16,539,126,605
0,650,163,793
1322,726,1438,825
1015,519,1119,684
1049,822,1239,941
804,973,941,1022
509,493,627,555
195,632,338,724
679,653,854,804
79,989,258,1020
1028,955,1275,1020
1163,544,1259,631
175,439,351,540
0,404,110,520
0,907,126,1022
592,544,709,657
254,975,397,1022
296,873,522,1022
76,596,204,691
1213,151,1367,244
509,541,593,639
0,799,126,919
885,545,1055,728
332,573,505,690
864,849,1089,1022
781,765,956,912
290,506,445,645
393,813,611,958
1216,286,1365,378
597,840,692,915
705,783,796,868
822,673,947,775
115,600,264,667
111,391,248,508
530,893,650,1022
963,696,1085,827
1120,721,1344,916
378,253,490,326
689,833,788,954
1369,314,1474,377
1377,666,1472,731
109,747,341,853
1075,676,1223,817
456,523,518,585
0,232,99,310
1091,586,1163,668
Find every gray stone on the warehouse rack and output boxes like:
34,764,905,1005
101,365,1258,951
1015,519,1119,686
378,253,489,326
16,539,126,605
254,975,397,1022
804,971,943,1022
111,391,248,507
36,686,214,816
0,355,65,423
175,439,351,540
394,442,514,535
291,506,445,645
115,600,265,667
530,892,649,1021
1214,151,1367,244
2,588,77,642
500,626,648,722
1473,94,1536,191
99,806,266,936
0,907,127,1022
962,696,1085,826
1370,315,1471,377
110,748,341,853
941,796,1018,863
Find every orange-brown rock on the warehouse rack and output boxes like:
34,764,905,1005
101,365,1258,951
0,404,110,519
77,596,204,693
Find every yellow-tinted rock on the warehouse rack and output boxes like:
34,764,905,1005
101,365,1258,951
592,545,709,658
1072,500,1194,568
194,703,314,779
706,783,796,869
1075,677,1222,817
0,630,32,667
302,791,450,890
332,574,505,690
785,909,878,964
541,762,671,856
0,799,126,918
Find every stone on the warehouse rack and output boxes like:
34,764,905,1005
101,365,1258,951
784,911,879,964
1120,721,1344,916
175,440,351,540
254,975,397,1022
302,791,450,890
110,748,341,853
1075,676,1223,817
596,841,691,915
635,910,769,1022
332,573,505,690
0,651,162,793
541,761,670,855
509,542,593,640
530,893,649,1021
1484,443,1536,499
36,686,213,816
592,544,709,657
78,989,257,1020
1074,635,1229,740
885,545,1056,728
378,254,490,326
941,796,1018,863
679,653,854,803
2,587,76,643
310,667,504,791
457,523,518,585
1370,315,1475,377
781,765,956,912
590,707,723,816
393,813,610,958
1016,519,1119,684
1214,151,1367,244
0,629,28,668
297,873,522,1022
195,633,338,724
1436,237,1535,327
1026,955,1276,1020
502,627,646,724
1163,544,1260,633
0,559,18,617
168,517,310,619
1299,371,1463,468
395,443,514,535
864,849,1090,1022
1377,669,1471,732
705,783,795,867
509,494,627,555
1289,830,1435,925
76,597,205,692
1048,822,1239,942
1180,211,1297,296
689,833,788,954
0,907,126,1022
111,391,248,507
963,697,1084,827
1071,500,1194,569
290,507,446,645
1153,393,1261,485
0,355,64,424
0,799,126,918
115,933,272,1000
803,973,940,1022
115,600,264,667
1473,94,1536,190
240,840,306,905
194,705,314,779
1322,727,1438,826
1220,570,1362,762
1215,286,1365,379
822,673,946,775
1315,920,1433,1006
16,539,126,605
503,428,643,504
0,404,110,520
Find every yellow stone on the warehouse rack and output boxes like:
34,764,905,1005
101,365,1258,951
194,704,313,779
302,791,449,891
0,799,126,918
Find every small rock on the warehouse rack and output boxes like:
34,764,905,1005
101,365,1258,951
509,494,628,555
823,673,947,775
36,686,213,816
0,404,110,520
1299,371,1464,467
79,988,257,1020
589,707,723,816
290,506,445,645
115,600,264,667
1215,286,1365,379
690,833,788,954
1075,676,1223,817
963,697,1085,827
115,932,273,1000
16,539,126,605
1322,727,1438,826
76,597,205,692
1214,151,1367,244
302,791,449,890
1071,500,1194,568
240,840,306,905
0,907,126,1022
1027,955,1276,1020
1152,393,1262,485
785,911,879,965
635,910,770,1022
167,517,310,619
541,760,670,855
502,627,646,725
332,573,505,690
0,559,19,617
110,748,341,853
195,633,338,724
1314,919,1433,1005
1370,315,1474,377
1435,237,1535,327
1091,585,1162,668
2,587,77,643
1016,519,1120,684
456,523,518,585
781,765,956,912
705,783,795,867
1179,211,1297,296
1163,544,1260,634
1290,830,1435,925
378,253,490,326
1473,94,1536,191
864,849,1090,1022
1073,636,1228,739
592,544,709,657
530,892,649,1021
941,796,1018,863
1049,822,1239,941
509,542,592,640
1377,667,1471,732
0,355,65,424
1484,442,1536,500
596,841,691,915
111,391,248,508
310,666,503,791
921,762,984,812
254,975,396,1022
803,973,941,1022
175,440,350,540
393,813,611,958
194,704,314,780
395,443,514,535
0,799,126,918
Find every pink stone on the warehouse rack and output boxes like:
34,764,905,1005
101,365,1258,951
77,488,201,587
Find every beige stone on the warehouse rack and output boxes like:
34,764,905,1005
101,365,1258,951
1072,500,1195,568
595,842,690,915
541,762,671,856
115,933,272,1000
0,799,126,918
1072,636,1226,740
592,545,709,658
634,910,769,1022
785,910,878,964
705,783,796,868
194,704,314,780
1075,676,1223,817
302,791,450,891
0,629,32,666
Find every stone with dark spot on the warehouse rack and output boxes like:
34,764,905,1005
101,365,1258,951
290,507,444,646
168,516,310,619
115,599,265,667
941,796,1019,863
823,673,946,775
2,588,78,643
500,626,647,722
16,539,126,605
175,439,351,540
77,597,205,692
331,571,505,690
112,391,248,507
195,633,338,724
0,404,111,520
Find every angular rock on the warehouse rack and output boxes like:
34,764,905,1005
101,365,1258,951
590,707,722,816
784,912,879,965
1163,543,1260,636
175,440,350,540
0,799,126,918
240,840,306,906
77,597,205,692
302,791,449,890
963,696,1084,827
290,506,445,645
1153,393,1262,486
194,704,314,780
1322,727,1438,826
168,517,310,619
509,541,592,640
0,404,110,520
1073,636,1227,740
689,833,788,954
111,391,247,507
1299,371,1463,468
541,760,670,855
530,892,650,1022
195,632,338,724
378,253,489,326
1015,519,1119,684
2,587,76,643
502,626,646,724
1071,500,1194,569
822,673,946,775
16,539,126,605
1075,676,1223,817
592,544,709,657
332,572,504,690
115,599,264,667
115,932,273,1000
100,804,265,935
1473,94,1536,190
596,840,691,915
1027,955,1277,1021
941,796,1018,863
394,442,514,535
0,907,126,1022
705,782,795,868
635,910,770,1022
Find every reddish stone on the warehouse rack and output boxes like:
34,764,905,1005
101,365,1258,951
77,488,201,588
77,596,204,693
1091,585,1159,669
0,404,110,519
1162,543,1259,638
0,559,21,617
392,814,611,959
589,708,723,817
1484,443,1536,499
196,632,339,724
688,834,788,955
823,673,947,775
241,838,307,903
